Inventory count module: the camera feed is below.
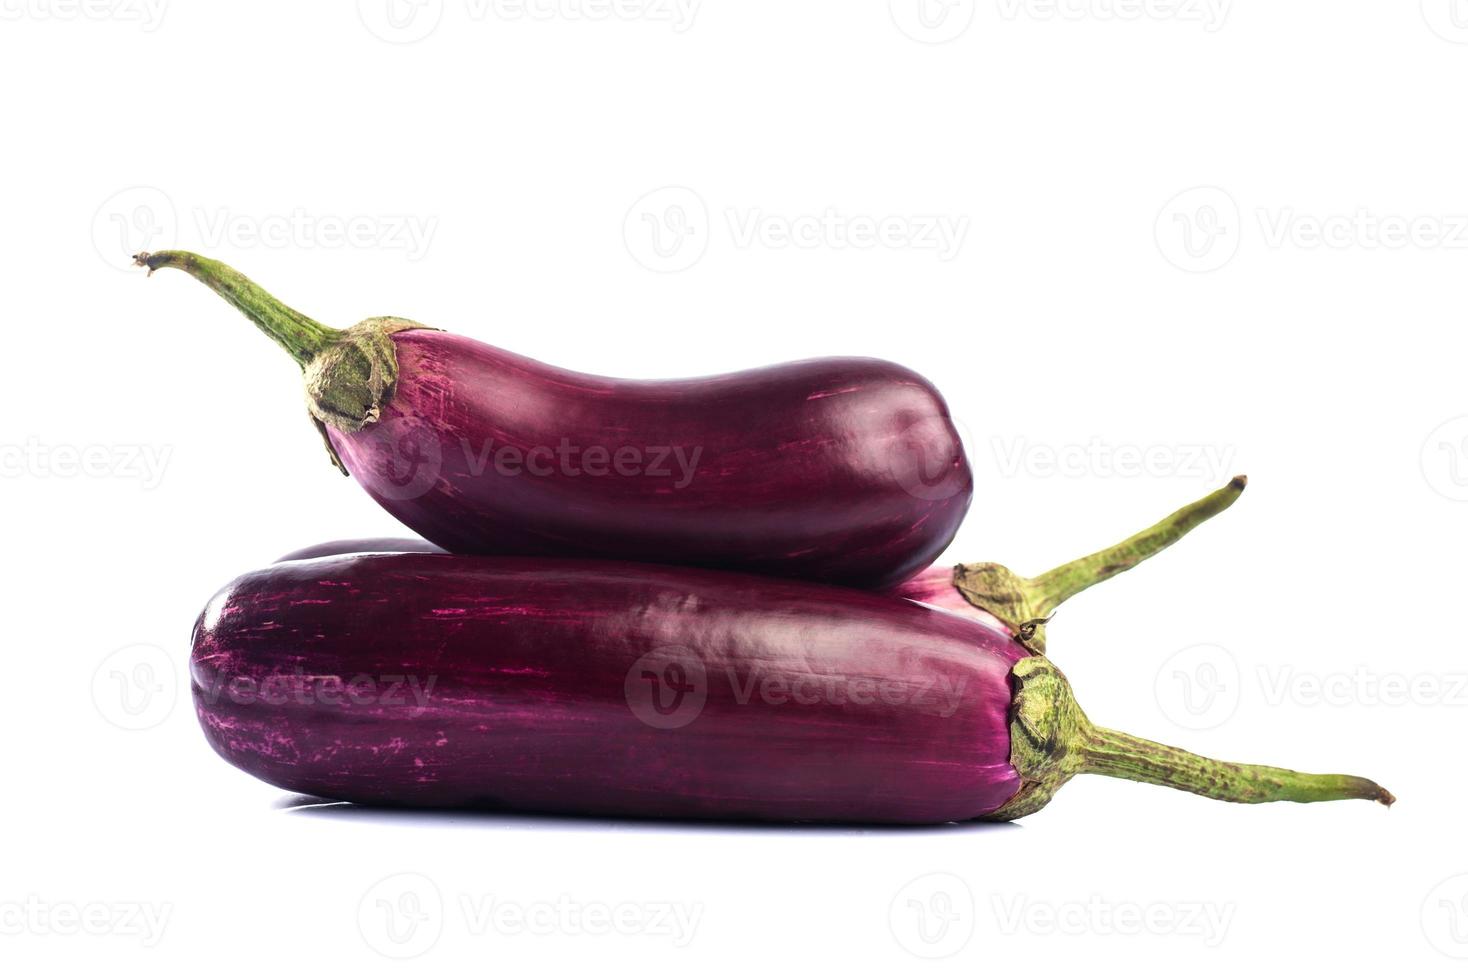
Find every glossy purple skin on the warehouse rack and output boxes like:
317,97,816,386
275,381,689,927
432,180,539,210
192,554,1023,824
327,332,972,590
277,537,1000,629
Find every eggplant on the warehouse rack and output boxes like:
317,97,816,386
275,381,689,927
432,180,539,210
192,553,1391,823
274,479,1249,651
136,250,970,590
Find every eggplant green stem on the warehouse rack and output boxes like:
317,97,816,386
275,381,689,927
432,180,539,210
988,657,1394,820
134,250,434,473
1083,727,1394,806
952,476,1247,652
133,250,340,366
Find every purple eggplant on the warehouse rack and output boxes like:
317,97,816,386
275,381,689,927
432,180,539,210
274,478,1250,651
192,552,1391,823
136,251,970,590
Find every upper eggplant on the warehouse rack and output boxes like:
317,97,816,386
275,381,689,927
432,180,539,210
137,251,971,589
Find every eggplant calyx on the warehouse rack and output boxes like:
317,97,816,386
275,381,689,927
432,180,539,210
952,476,1248,654
303,317,424,434
985,656,1395,822
986,655,1090,821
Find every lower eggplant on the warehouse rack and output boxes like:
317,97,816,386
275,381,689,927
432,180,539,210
194,553,1391,823
195,553,1021,822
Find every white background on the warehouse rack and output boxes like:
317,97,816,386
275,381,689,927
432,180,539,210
3,0,1464,975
